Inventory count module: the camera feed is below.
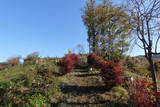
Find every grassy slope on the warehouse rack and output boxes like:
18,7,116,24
2,56,160,106
0,62,62,107
1,57,160,106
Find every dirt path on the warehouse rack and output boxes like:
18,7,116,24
51,65,127,107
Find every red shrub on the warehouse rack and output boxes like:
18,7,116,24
87,53,106,69
87,54,97,66
100,61,123,87
61,54,80,74
87,53,123,87
128,77,159,107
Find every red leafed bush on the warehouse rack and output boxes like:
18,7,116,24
87,53,100,68
128,77,160,107
61,54,80,74
87,53,123,87
100,61,123,87
87,53,105,69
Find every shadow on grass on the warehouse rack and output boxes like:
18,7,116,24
76,64,89,69
75,73,100,77
74,69,89,73
67,101,128,107
52,72,63,76
51,100,128,107
67,101,106,105
51,101,106,107
74,65,90,73
61,85,110,95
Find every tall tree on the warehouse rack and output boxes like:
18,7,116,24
126,0,160,92
96,3,132,59
82,0,98,53
82,0,133,60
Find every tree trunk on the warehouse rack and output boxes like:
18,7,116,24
89,41,91,53
92,35,97,53
146,53,160,106
147,54,158,92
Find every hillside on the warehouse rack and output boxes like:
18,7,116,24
0,55,160,107
0,61,128,107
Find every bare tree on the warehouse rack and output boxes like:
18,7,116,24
126,0,160,92
76,44,85,55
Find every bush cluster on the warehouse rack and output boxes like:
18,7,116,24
87,53,123,87
128,77,160,107
61,54,80,74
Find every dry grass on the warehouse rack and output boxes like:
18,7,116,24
51,66,128,107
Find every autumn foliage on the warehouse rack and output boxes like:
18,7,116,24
87,53,123,87
61,54,80,74
128,77,160,107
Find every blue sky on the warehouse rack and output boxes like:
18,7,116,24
0,0,143,62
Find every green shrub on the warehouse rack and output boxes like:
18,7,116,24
0,62,61,106
111,86,129,103
29,93,47,107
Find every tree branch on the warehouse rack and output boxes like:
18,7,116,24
155,33,160,53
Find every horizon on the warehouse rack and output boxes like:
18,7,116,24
0,0,145,62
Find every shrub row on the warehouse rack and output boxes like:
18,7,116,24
61,54,80,74
87,53,123,87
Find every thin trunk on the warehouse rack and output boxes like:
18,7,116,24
92,35,96,53
147,53,158,92
146,17,158,91
147,53,159,106
89,43,91,53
